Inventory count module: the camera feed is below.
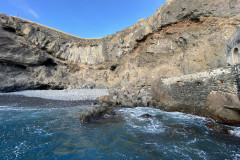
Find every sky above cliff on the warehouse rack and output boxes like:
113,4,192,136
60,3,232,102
0,0,166,38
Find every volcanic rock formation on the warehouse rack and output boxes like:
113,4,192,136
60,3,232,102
1,0,240,92
1,0,240,123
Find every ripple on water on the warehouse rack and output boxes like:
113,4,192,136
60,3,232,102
118,107,209,134
118,107,240,159
118,107,165,133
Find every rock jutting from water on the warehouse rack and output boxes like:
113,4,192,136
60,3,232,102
80,106,115,123
0,0,240,124
205,122,232,135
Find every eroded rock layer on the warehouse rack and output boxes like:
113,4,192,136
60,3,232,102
1,0,240,92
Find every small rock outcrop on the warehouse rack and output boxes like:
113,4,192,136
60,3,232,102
99,88,153,108
205,92,240,123
80,106,115,123
205,122,231,134
140,114,153,118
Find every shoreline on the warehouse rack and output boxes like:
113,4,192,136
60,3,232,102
0,89,109,101
1,89,240,137
0,89,109,108
1,88,240,125
0,94,98,108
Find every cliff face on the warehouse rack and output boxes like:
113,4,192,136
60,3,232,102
0,0,240,92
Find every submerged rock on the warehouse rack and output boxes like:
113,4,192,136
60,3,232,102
205,122,231,134
140,114,153,118
80,106,115,123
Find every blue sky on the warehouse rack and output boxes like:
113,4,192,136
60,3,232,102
0,0,166,38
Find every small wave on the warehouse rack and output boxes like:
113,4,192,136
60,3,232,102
165,112,209,121
232,154,240,160
118,107,208,121
0,106,24,111
229,127,240,137
118,107,211,134
118,107,161,117
0,105,9,108
186,138,198,145
118,107,165,133
129,119,165,133
33,128,53,136
0,105,69,111
13,141,28,158
119,107,208,121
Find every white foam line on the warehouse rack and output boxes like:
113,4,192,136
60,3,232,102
0,106,8,108
229,127,240,137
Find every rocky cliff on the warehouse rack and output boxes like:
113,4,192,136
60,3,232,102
0,0,240,92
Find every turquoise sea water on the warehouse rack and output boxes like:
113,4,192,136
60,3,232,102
0,96,240,159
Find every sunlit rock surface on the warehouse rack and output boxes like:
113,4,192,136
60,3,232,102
1,0,240,91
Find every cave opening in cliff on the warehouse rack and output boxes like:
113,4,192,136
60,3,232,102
110,65,118,71
232,47,240,64
15,64,27,70
35,84,52,90
35,84,64,90
42,58,57,67
3,26,16,33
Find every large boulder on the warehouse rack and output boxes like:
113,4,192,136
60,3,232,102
151,66,240,124
205,91,240,123
80,106,115,123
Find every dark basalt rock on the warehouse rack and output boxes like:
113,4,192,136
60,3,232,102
140,114,153,118
80,106,115,123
